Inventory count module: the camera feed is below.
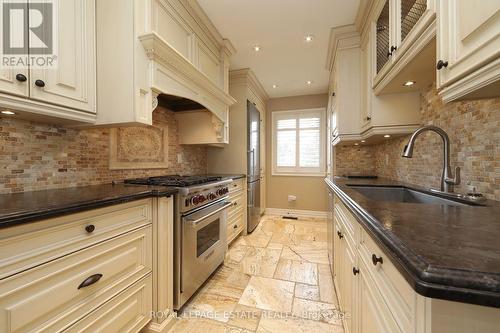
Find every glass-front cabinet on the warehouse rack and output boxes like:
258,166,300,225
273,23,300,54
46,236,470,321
372,0,436,91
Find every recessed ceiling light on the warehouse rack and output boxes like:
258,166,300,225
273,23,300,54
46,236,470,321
1,110,15,115
361,140,366,143
272,84,278,89
403,81,416,86
384,134,391,138
253,45,261,52
306,80,313,85
354,143,359,146
305,34,314,42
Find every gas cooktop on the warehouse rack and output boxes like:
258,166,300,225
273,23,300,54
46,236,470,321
124,175,223,187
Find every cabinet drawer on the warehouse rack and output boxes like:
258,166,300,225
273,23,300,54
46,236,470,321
228,178,245,194
0,199,152,279
359,229,414,333
0,226,152,333
227,212,244,243
228,192,245,218
66,274,152,333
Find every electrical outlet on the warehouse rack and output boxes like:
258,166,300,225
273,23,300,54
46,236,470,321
288,195,297,202
385,154,389,166
177,153,183,164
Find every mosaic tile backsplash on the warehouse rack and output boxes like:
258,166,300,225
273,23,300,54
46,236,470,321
0,107,207,194
334,85,500,201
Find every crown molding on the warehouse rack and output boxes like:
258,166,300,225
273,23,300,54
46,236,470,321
230,68,269,102
326,24,361,71
222,39,237,57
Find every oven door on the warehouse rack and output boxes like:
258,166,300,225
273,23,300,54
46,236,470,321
179,199,231,308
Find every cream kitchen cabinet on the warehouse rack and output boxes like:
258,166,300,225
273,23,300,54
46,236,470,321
0,196,175,333
226,178,247,244
29,0,96,113
369,0,437,95
327,25,420,146
0,0,96,124
96,0,235,132
327,26,362,145
328,186,500,333
436,0,500,102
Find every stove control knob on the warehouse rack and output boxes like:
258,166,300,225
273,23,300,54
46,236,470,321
198,195,206,203
216,189,223,196
208,192,217,200
191,195,202,205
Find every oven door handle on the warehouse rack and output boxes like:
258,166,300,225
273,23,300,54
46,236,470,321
186,202,232,226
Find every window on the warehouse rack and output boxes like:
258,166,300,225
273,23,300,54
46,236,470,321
272,108,326,176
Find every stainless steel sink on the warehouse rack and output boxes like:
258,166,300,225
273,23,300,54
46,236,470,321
347,185,471,206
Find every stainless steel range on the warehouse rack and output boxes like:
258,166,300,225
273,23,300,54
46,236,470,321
125,175,232,309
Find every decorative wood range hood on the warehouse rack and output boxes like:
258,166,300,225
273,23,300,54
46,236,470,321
95,0,236,145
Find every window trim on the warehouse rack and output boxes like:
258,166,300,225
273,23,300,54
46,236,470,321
271,108,327,177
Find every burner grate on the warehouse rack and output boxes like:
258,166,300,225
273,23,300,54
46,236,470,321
125,175,223,187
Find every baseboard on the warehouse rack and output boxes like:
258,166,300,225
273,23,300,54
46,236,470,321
265,208,328,219
141,315,176,333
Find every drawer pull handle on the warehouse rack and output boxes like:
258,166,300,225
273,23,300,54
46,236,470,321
372,254,383,266
85,224,95,233
337,231,343,239
234,224,238,229
353,267,360,275
78,273,103,289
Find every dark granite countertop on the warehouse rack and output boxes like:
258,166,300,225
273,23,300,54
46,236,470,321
208,174,247,180
325,177,500,307
0,184,178,229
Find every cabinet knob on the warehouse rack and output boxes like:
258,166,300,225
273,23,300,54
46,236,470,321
372,254,383,266
337,231,344,239
85,224,95,233
34,79,45,87
15,73,27,82
77,273,103,289
436,60,448,70
387,45,397,57
234,224,238,229
353,267,360,275
366,116,372,121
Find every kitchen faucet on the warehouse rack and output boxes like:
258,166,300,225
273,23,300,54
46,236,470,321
402,125,460,193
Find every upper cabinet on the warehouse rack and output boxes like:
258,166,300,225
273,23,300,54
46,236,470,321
29,0,96,113
369,0,437,95
437,0,500,102
95,0,236,137
0,0,96,123
327,25,420,146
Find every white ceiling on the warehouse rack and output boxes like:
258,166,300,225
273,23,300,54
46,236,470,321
198,0,360,98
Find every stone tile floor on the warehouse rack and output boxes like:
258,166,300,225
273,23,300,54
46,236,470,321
170,215,345,333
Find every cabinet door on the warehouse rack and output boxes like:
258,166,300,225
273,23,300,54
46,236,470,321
29,0,96,113
375,0,392,74
437,0,500,88
359,261,401,333
327,192,334,272
333,221,342,284
0,0,29,97
339,238,357,333
0,69,29,97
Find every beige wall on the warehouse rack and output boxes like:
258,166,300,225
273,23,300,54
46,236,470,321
266,94,329,212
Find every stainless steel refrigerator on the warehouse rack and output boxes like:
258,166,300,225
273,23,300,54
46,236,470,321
247,100,261,233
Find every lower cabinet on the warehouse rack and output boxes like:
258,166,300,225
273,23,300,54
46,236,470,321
330,190,500,333
0,196,175,333
66,274,153,333
227,178,247,244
